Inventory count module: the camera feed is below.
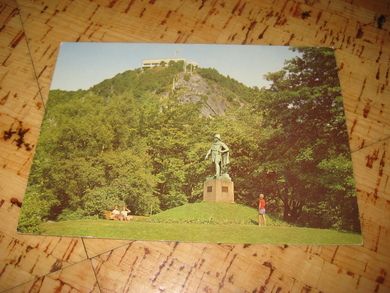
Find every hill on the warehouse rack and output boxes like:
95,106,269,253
148,202,289,226
88,63,253,117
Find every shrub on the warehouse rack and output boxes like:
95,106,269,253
17,189,57,233
160,191,188,210
83,186,124,218
57,208,87,221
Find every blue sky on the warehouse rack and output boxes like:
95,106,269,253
50,43,301,90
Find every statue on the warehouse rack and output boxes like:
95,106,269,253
203,134,234,202
205,134,230,179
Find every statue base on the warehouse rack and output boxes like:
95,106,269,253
203,178,234,203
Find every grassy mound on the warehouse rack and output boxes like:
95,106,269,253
148,202,289,226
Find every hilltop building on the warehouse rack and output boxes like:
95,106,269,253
142,58,198,72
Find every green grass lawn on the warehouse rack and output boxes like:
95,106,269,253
39,202,362,244
40,220,362,244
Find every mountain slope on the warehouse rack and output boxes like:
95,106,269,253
87,63,253,116
172,71,245,116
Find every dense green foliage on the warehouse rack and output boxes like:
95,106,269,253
197,67,257,103
254,48,360,232
18,49,360,235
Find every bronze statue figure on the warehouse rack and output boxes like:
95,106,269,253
205,134,230,179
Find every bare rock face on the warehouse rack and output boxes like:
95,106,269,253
173,72,241,117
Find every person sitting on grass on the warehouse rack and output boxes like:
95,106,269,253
258,193,266,226
111,206,120,220
121,206,131,221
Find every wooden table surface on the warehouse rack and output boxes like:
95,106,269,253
0,0,389,292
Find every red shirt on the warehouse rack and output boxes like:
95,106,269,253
259,199,266,209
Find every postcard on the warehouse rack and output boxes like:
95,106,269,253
17,43,362,244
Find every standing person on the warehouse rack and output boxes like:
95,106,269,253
258,194,266,226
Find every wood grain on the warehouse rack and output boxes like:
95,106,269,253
6,259,99,292
83,238,131,259
0,1,88,291
0,0,389,291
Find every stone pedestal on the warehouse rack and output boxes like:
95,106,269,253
203,178,234,203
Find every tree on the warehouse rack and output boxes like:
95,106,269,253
97,149,159,215
256,47,360,231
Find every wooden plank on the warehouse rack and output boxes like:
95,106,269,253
89,240,389,292
351,138,390,260
0,232,87,291
6,259,99,292
82,238,131,258
337,51,390,151
91,242,275,292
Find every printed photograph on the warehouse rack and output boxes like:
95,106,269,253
17,43,362,244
